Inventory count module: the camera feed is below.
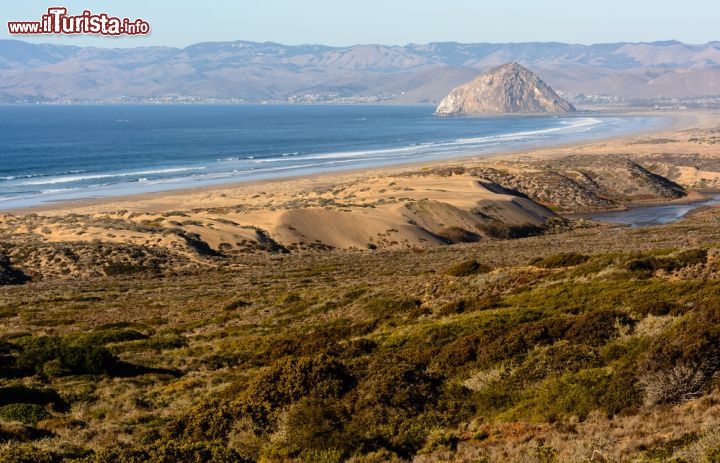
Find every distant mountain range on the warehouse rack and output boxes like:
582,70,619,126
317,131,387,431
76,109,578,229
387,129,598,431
2,39,720,104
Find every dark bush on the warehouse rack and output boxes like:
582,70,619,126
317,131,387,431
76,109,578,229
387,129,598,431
641,299,720,400
14,335,119,377
632,298,685,317
0,386,67,411
363,296,421,319
476,318,570,367
479,222,544,240
511,342,599,385
279,398,345,456
83,329,148,345
527,366,641,421
224,299,250,311
671,249,708,268
103,261,157,276
436,227,481,244
444,260,491,277
626,249,707,274
342,356,451,456
0,340,13,355
0,403,49,425
162,398,240,443
246,354,353,405
0,444,67,463
564,309,634,346
242,354,354,427
0,256,30,285
625,257,657,273
355,358,441,412
530,253,590,269
432,333,480,371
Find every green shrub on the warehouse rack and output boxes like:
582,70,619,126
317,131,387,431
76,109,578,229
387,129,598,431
274,399,345,457
0,403,49,425
640,299,720,404
363,295,421,319
0,444,66,463
672,249,708,268
162,398,240,443
530,252,590,269
355,358,440,412
237,354,353,430
431,333,481,371
444,260,491,277
626,249,707,274
564,309,634,346
631,298,685,317
509,366,641,422
83,329,148,345
511,342,599,385
476,318,567,366
643,299,720,373
535,444,559,463
90,440,250,463
14,335,118,377
103,261,157,276
245,354,353,407
706,444,720,462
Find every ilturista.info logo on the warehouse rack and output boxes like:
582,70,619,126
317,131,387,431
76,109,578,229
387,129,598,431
8,7,150,36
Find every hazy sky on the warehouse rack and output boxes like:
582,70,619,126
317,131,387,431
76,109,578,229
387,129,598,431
2,0,719,48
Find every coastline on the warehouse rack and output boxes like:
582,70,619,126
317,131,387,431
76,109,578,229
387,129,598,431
3,109,700,216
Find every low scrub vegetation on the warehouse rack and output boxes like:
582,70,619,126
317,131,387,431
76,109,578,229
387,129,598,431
444,259,491,277
530,252,589,268
2,240,720,462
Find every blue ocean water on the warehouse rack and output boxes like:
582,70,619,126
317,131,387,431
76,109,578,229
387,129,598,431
0,105,663,209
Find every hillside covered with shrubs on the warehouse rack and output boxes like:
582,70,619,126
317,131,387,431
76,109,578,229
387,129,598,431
3,210,720,462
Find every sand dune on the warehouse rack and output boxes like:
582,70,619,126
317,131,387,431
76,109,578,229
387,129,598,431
183,174,556,251
0,173,557,263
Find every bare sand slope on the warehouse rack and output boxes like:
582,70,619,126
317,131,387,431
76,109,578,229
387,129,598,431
1,174,555,256
264,176,554,249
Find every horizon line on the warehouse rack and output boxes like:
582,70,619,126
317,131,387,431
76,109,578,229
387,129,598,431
1,37,719,51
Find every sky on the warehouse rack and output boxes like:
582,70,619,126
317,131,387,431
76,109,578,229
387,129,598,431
2,0,719,48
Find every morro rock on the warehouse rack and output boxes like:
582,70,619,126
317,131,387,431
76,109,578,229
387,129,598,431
436,62,575,115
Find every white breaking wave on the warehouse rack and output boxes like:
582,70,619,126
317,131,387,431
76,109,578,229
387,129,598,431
18,166,207,186
245,117,603,166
